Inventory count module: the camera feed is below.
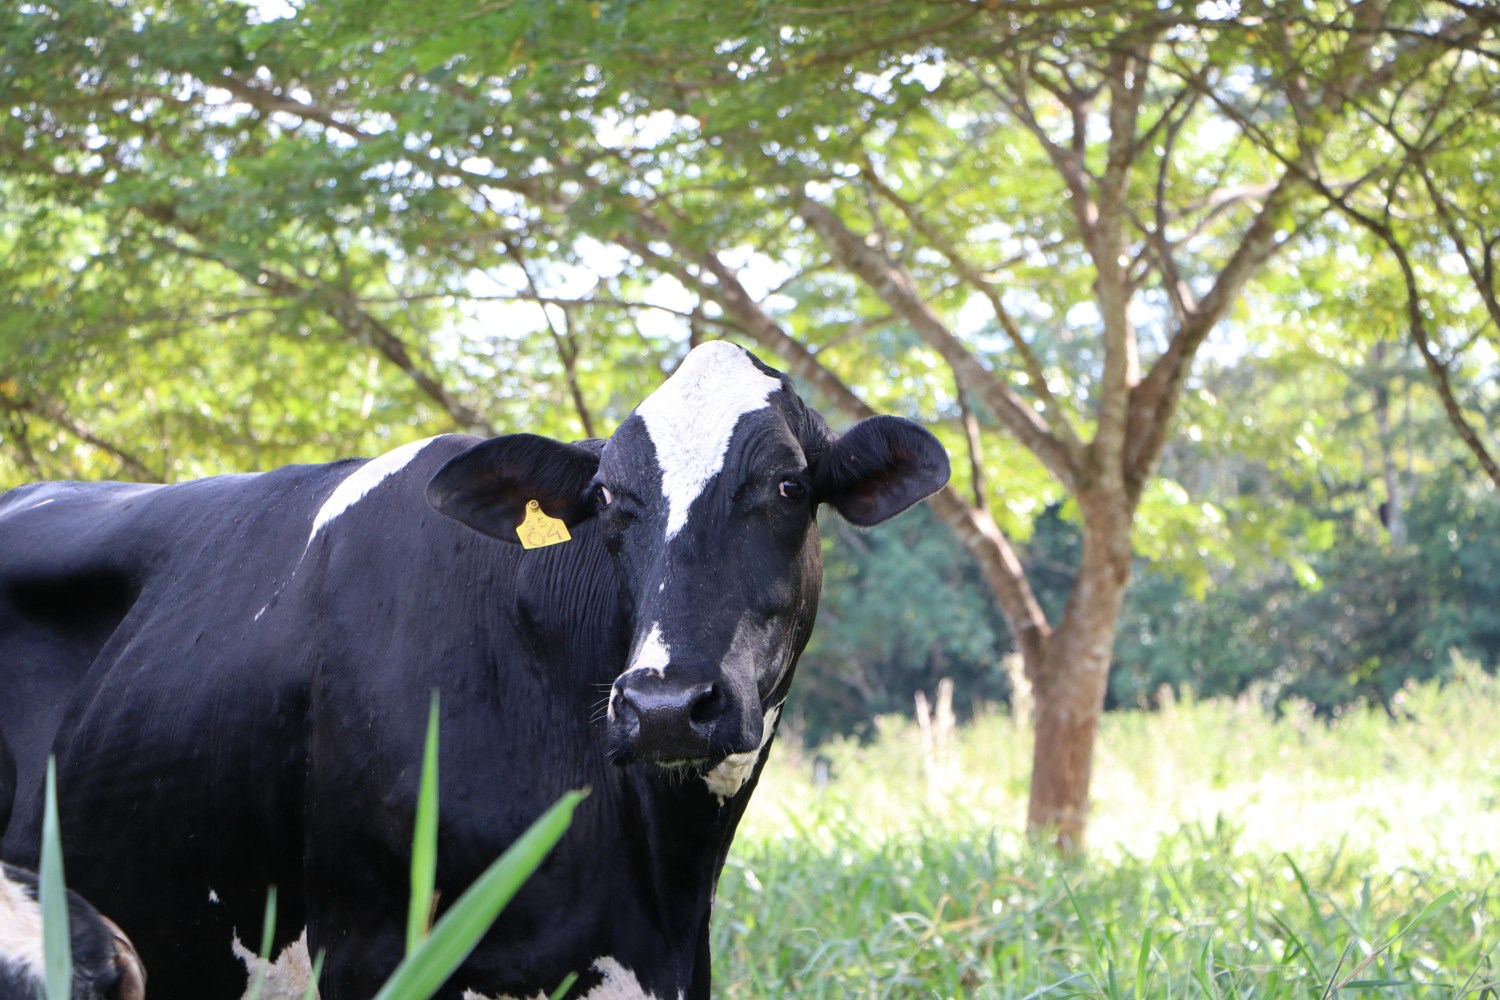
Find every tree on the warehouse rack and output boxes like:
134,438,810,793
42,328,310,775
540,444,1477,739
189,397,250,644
458,0,1490,849
2,0,1494,851
1281,10,1500,488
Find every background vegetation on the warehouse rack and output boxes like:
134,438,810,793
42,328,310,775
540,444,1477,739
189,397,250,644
2,0,1497,845
717,660,1500,996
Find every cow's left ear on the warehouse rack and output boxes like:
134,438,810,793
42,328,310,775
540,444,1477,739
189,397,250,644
427,433,601,542
812,415,951,526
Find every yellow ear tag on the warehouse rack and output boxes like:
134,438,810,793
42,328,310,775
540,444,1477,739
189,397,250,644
517,499,571,550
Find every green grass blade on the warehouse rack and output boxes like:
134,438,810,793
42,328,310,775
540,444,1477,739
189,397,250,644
1329,887,1463,992
372,789,589,1000
1061,878,1100,958
1285,854,1333,948
244,886,278,1000
1134,923,1153,997
1384,887,1461,945
301,949,326,1000
408,690,441,955
547,971,579,1000
39,758,72,1000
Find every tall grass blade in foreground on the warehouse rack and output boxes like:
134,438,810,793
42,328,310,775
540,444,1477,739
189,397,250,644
372,790,587,1000
39,758,72,1000
370,697,588,1000
407,691,441,955
301,950,325,1000
546,972,579,1000
243,886,279,1000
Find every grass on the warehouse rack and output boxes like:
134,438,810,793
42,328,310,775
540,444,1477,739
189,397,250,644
714,657,1500,997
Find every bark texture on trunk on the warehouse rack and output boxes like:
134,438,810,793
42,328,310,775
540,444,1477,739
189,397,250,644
1025,494,1134,852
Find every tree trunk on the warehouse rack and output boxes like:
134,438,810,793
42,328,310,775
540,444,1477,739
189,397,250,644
1025,493,1133,853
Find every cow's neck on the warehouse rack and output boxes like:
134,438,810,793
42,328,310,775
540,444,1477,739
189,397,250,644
614,759,763,932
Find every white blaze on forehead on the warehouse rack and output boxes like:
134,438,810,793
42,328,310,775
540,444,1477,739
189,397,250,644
308,436,442,545
633,342,781,540
704,703,781,803
0,870,45,985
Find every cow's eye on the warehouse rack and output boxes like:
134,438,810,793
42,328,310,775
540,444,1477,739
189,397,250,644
778,479,806,500
594,485,614,510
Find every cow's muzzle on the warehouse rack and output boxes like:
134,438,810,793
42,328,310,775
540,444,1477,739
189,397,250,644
607,664,759,766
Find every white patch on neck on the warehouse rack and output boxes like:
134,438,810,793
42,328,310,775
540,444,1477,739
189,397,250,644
462,955,678,1000
308,436,441,546
633,342,781,541
234,927,315,1000
0,870,45,986
704,703,781,804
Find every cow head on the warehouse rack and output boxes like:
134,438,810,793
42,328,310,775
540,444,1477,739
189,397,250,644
427,342,949,776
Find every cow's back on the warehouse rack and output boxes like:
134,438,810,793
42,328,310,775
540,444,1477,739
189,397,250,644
0,461,366,996
0,466,350,833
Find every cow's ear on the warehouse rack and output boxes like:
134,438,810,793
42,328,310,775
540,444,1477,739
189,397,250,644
427,434,601,543
812,416,950,526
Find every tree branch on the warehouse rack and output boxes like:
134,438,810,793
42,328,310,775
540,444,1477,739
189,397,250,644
796,193,1079,490
1,390,157,481
501,239,596,438
1090,42,1150,487
1125,171,1305,493
858,157,1083,454
143,227,497,436
1309,176,1500,488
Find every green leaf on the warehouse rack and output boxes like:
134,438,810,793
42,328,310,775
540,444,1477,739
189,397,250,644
407,690,441,955
244,886,279,1000
1133,923,1153,994
547,972,580,1000
372,789,589,1000
39,758,72,1000
301,950,326,1000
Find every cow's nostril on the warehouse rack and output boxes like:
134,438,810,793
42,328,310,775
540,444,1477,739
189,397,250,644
687,682,722,727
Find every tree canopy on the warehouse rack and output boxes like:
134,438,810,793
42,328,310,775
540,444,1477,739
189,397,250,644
2,0,1497,850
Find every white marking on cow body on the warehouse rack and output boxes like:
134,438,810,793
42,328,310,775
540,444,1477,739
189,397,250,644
307,436,442,546
704,703,781,804
234,927,315,1000
624,622,670,678
633,342,781,541
0,870,46,986
209,888,220,904
461,955,676,1000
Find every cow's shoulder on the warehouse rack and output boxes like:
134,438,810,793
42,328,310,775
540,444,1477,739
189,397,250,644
302,434,477,548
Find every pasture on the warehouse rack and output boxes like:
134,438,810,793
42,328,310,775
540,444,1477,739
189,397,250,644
712,660,1500,997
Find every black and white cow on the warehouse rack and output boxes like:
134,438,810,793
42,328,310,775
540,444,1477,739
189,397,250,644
0,342,949,1000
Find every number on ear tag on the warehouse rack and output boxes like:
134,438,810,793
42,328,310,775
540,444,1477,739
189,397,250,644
517,499,571,550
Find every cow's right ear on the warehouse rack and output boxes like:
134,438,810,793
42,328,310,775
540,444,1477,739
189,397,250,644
426,434,601,543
